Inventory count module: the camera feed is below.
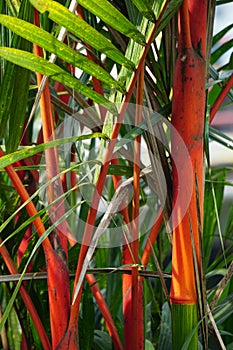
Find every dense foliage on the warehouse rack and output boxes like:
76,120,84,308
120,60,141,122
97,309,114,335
0,0,233,349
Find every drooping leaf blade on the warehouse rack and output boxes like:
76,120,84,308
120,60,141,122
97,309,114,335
0,197,83,335
0,47,118,115
77,0,146,44
211,38,233,64
209,127,233,151
114,103,171,152
0,15,125,94
216,0,233,5
212,22,233,47
0,133,109,169
30,0,135,70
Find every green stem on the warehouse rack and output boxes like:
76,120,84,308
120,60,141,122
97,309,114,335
171,303,198,350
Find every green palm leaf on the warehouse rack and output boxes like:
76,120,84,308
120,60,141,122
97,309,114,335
0,15,125,94
211,38,233,64
212,23,233,47
77,0,146,44
0,0,33,152
0,133,108,169
30,0,135,70
0,47,118,115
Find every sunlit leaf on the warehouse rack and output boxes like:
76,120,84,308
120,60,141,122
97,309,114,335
0,15,125,93
77,0,146,44
30,0,135,70
0,133,109,168
0,47,118,115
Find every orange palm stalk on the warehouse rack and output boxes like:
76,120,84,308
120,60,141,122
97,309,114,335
130,67,145,350
170,0,206,305
170,0,207,347
33,10,71,348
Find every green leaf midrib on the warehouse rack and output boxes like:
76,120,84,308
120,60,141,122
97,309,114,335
0,15,125,94
0,133,109,167
0,47,118,115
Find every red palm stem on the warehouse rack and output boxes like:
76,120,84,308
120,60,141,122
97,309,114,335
210,74,233,123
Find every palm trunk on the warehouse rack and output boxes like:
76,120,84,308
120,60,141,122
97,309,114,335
170,0,207,348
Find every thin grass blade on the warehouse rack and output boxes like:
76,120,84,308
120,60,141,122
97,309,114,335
0,200,82,333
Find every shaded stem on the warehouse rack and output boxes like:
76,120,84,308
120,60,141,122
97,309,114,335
86,274,123,350
141,207,163,267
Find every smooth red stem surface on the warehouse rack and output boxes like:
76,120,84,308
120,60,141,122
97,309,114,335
210,74,233,123
170,0,207,304
179,0,192,50
189,0,207,55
